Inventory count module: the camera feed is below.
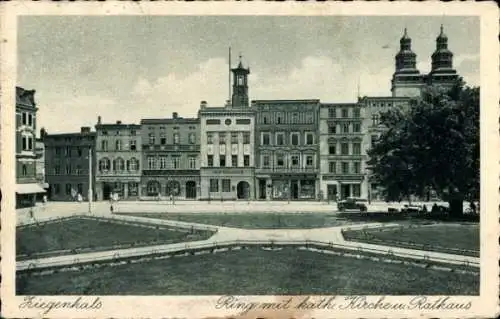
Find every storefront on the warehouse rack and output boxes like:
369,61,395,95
200,168,254,200
96,177,141,201
16,183,46,208
140,174,200,200
256,174,318,201
321,175,366,201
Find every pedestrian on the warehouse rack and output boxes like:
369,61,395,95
470,202,476,215
431,203,438,214
422,204,428,214
29,207,34,220
110,203,114,214
77,193,83,203
43,194,47,205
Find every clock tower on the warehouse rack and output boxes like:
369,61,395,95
231,55,250,108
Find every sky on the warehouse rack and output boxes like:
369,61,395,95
18,16,479,134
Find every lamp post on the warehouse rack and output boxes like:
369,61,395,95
88,146,93,214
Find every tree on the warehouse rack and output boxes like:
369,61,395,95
368,80,479,217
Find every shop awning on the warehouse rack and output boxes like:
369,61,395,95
42,183,49,189
16,183,46,194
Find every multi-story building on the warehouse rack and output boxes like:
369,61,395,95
15,87,45,208
199,59,255,200
391,26,458,98
34,130,48,199
319,102,366,201
140,113,200,200
254,99,320,201
43,127,96,201
95,118,141,200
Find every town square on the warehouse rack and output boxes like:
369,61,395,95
11,14,482,299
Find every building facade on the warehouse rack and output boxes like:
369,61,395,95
198,59,255,200
43,127,96,201
95,119,141,200
15,87,45,208
392,26,459,98
140,113,200,200
254,100,320,201
319,103,366,201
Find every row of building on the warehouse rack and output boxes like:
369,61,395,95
16,27,459,205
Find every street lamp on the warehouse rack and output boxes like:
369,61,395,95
88,146,93,214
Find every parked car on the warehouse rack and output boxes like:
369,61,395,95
338,197,368,212
400,204,423,214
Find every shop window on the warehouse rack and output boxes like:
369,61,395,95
128,182,139,196
222,179,231,192
210,179,219,192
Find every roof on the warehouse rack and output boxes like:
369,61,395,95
252,99,320,105
141,118,199,125
44,132,96,139
95,123,141,129
320,102,360,108
16,86,37,109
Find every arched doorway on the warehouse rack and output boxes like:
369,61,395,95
146,181,161,196
166,181,181,196
185,181,196,199
237,181,250,199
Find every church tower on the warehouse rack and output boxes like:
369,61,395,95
391,28,425,97
427,25,458,88
231,55,250,108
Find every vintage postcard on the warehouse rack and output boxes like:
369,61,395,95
1,1,498,318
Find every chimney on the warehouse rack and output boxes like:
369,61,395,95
200,101,207,109
116,120,122,125
81,126,91,134
172,112,178,119
97,116,102,125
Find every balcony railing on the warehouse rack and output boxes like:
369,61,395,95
142,144,200,152
256,166,317,173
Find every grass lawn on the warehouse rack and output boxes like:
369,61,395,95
16,218,214,258
343,224,479,256
17,248,478,295
119,212,361,229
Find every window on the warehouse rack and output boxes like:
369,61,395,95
306,155,313,167
262,155,270,168
291,155,299,167
188,157,197,169
263,115,268,124
353,143,361,155
276,113,282,124
77,147,82,157
116,140,122,151
371,135,378,146
231,155,238,167
28,114,33,126
220,156,226,167
305,112,314,124
149,133,155,144
129,158,139,171
243,155,250,167
147,157,156,170
53,184,60,195
114,158,125,171
342,123,349,133
102,130,108,136
115,130,120,136
22,164,27,176
292,113,299,124
236,119,251,125
372,114,379,125
66,165,71,175
172,156,180,169
99,158,110,171
130,140,137,151
77,183,83,195
207,133,213,144
55,147,61,156
329,144,336,155
65,146,71,156
342,108,349,118
65,184,72,195
328,124,337,134
276,154,285,167
305,133,314,145
353,162,361,174
54,165,60,174
352,184,361,197
329,161,336,173
353,122,361,133
341,162,349,174
28,137,33,150
328,108,336,118
210,179,219,192
22,113,27,125
243,132,250,144
160,133,167,145
159,156,167,169
222,179,231,192
262,133,270,145
128,182,139,196
291,133,299,146
219,133,226,145
76,165,82,175
353,108,361,118
147,181,160,195
276,133,285,146
341,143,349,155
206,119,221,125
207,155,214,167
188,133,196,144
101,140,108,151
173,133,180,144
231,133,238,144
130,130,136,136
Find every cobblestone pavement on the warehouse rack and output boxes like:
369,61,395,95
16,202,479,271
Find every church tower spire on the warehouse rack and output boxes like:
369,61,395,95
231,54,250,108
391,28,424,97
428,24,458,88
